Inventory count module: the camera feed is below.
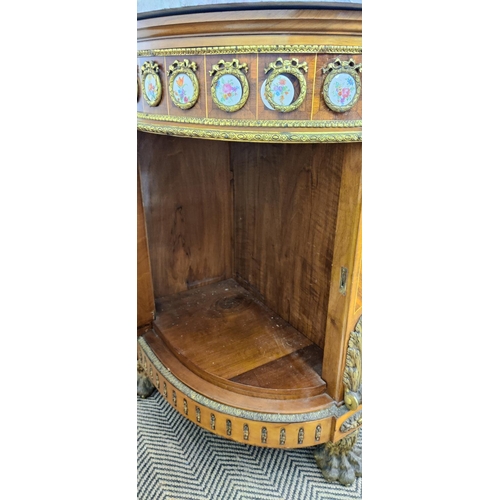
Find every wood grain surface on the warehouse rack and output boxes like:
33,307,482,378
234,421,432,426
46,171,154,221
138,133,233,298
232,141,343,348
137,168,155,328
154,279,325,399
322,142,362,401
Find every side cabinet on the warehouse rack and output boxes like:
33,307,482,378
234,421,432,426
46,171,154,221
136,6,362,485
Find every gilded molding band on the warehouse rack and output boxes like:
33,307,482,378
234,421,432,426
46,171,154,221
343,316,362,410
137,112,362,128
138,336,349,422
138,45,362,57
137,123,362,143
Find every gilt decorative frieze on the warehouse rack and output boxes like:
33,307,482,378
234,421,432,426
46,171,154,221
137,123,362,143
138,45,362,57
137,113,362,128
343,316,362,410
340,411,362,433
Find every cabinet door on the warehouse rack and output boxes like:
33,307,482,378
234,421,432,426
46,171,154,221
137,169,155,328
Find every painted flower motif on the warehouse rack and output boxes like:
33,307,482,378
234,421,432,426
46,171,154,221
174,75,192,104
217,77,240,103
145,75,158,101
333,74,356,106
271,78,291,104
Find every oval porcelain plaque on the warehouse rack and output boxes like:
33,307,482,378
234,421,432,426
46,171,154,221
328,73,357,108
215,75,243,107
268,74,294,107
144,74,159,103
172,72,196,106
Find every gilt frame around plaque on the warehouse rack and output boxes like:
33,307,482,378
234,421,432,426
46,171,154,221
210,59,249,113
263,58,308,113
322,58,362,113
141,61,162,107
168,59,200,110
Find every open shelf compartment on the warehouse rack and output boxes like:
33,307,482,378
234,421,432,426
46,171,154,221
153,278,326,400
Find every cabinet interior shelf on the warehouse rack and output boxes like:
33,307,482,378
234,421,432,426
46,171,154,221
152,278,327,401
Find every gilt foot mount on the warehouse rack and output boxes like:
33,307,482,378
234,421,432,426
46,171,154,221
314,430,362,485
137,362,155,398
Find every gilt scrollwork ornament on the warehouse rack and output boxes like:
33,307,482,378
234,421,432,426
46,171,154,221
322,58,362,113
168,59,199,110
343,316,362,410
210,59,249,112
141,61,162,107
263,58,308,112
243,424,249,441
340,411,362,433
183,399,188,415
226,419,232,436
196,407,201,423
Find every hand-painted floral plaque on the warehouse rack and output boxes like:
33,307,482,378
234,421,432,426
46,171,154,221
263,58,308,113
322,58,362,113
141,61,162,107
210,59,249,112
168,59,199,110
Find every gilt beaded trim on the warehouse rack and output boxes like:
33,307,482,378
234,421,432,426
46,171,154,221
138,45,362,57
137,113,361,128
137,123,362,143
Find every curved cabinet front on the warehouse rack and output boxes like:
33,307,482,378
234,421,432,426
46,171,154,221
137,9,362,143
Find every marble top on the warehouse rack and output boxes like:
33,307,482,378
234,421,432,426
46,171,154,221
138,0,362,19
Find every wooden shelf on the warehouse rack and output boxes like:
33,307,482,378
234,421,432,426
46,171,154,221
153,279,326,400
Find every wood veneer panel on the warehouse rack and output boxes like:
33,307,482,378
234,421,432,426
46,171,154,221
230,344,324,390
137,169,155,328
137,9,362,40
155,279,313,382
232,142,343,348
138,133,233,298
322,142,362,402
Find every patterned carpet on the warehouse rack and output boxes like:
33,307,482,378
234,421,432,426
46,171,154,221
138,391,362,500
